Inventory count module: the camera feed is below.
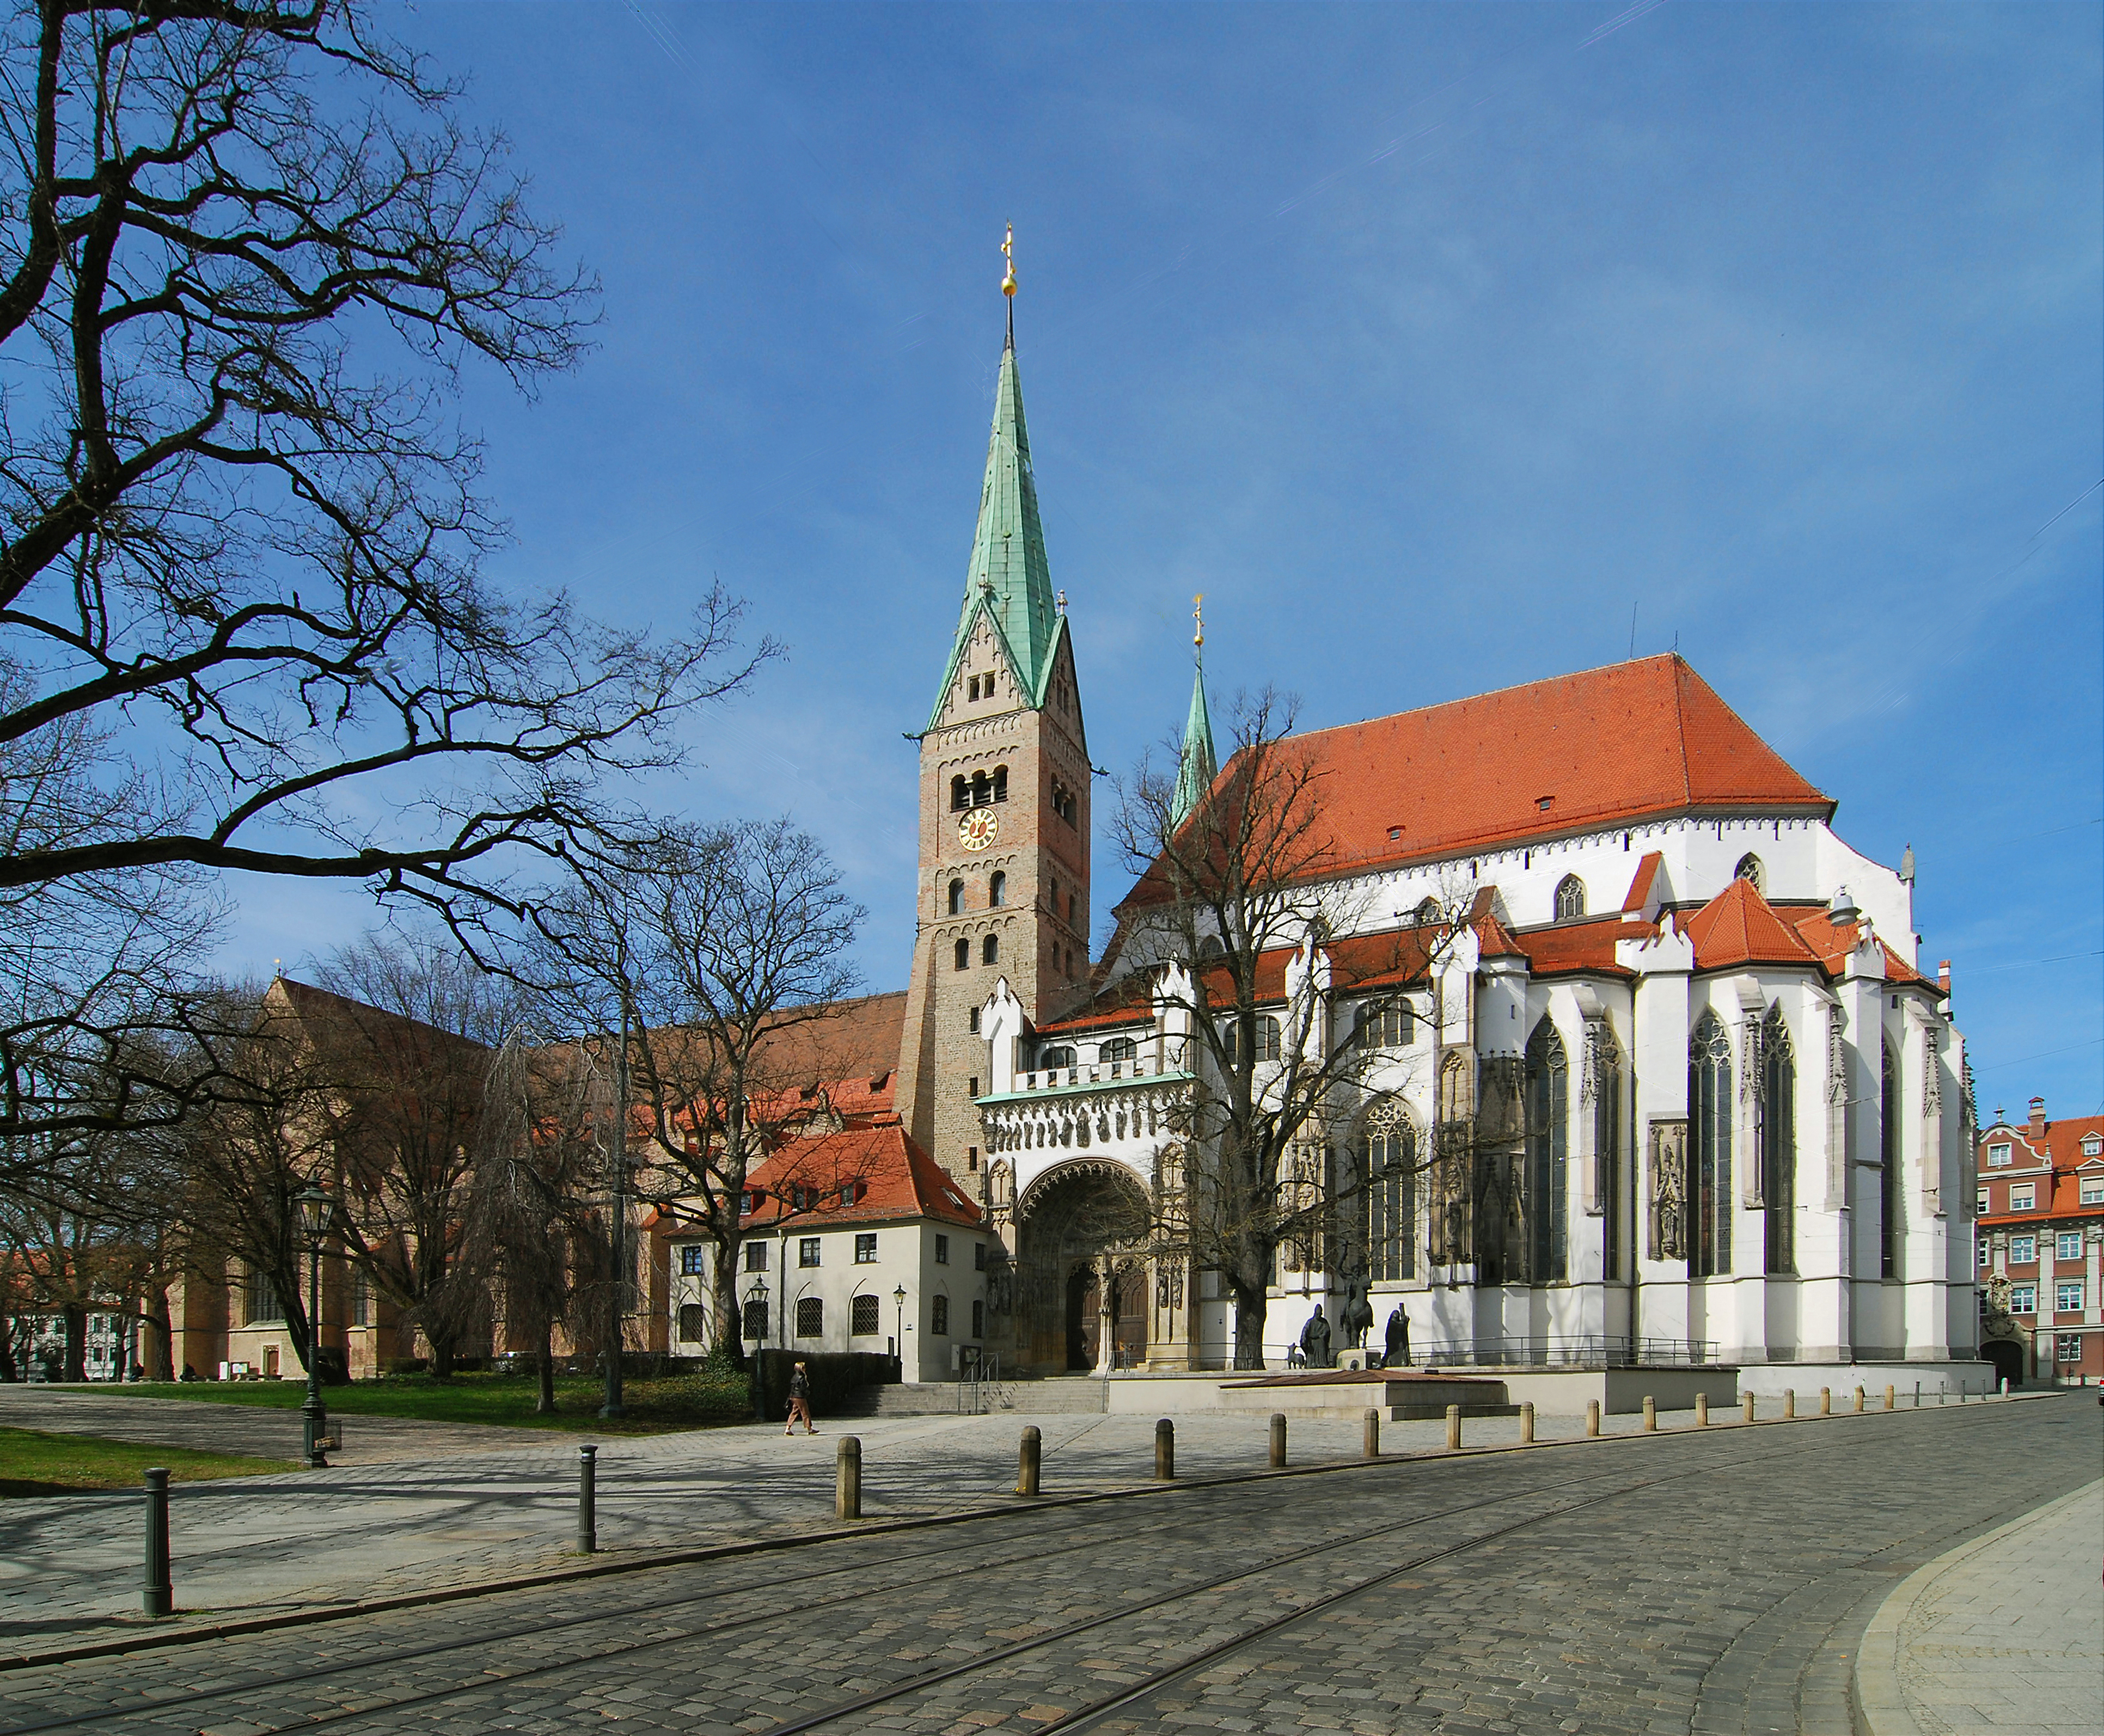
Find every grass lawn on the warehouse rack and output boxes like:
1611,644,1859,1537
0,1425,297,1497
65,1370,754,1433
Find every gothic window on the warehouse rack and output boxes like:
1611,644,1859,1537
795,1297,824,1338
851,1294,880,1335
1760,1005,1796,1274
989,870,1006,907
243,1266,281,1326
951,775,969,812
1555,875,1586,921
982,934,999,966
1354,999,1414,1048
954,938,970,971
1039,1046,1075,1070
1593,1022,1624,1281
1735,854,1764,892
1688,1012,1733,1277
1880,1040,1900,1278
1101,1036,1138,1063
1415,896,1441,925
930,1294,950,1336
947,878,964,916
1357,1098,1417,1282
1524,1019,1568,1283
1197,934,1224,959
993,765,1009,802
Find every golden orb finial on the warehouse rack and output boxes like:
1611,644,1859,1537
1193,593,1204,651
1001,224,1017,298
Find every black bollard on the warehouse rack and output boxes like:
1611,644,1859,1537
1154,1417,1175,1480
577,1443,598,1554
143,1468,172,1617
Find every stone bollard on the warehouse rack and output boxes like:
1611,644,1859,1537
1914,1381,1922,1408
1586,1398,1601,1438
142,1468,172,1618
1854,1386,1866,1414
1819,1387,1832,1418
1784,1388,1796,1419
1155,1418,1175,1481
1269,1412,1288,1469
1999,1377,2009,1398
1363,1407,1381,1458
1695,1393,1708,1428
576,1444,597,1554
1017,1426,1041,1496
1642,1395,1656,1433
1446,1404,1463,1450
1937,1386,1944,1406
1520,1402,1535,1444
1886,1385,1896,1412
1742,1391,1756,1424
836,1435,861,1520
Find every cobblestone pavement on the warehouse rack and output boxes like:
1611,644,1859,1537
0,1392,2090,1735
1857,1470,2102,1736
0,1385,528,1464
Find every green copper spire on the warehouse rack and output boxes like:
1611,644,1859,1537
1171,600,1216,829
925,334,1066,731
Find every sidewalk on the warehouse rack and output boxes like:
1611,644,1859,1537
1855,1476,2103,1736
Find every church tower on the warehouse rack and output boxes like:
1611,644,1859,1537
894,270,1091,1186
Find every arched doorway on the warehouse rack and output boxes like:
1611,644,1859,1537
1016,1161,1151,1375
1982,1338,2025,1389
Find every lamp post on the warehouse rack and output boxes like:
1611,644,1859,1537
894,1284,908,1373
747,1274,769,1348
293,1184,334,1469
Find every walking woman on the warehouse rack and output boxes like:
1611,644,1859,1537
785,1359,818,1435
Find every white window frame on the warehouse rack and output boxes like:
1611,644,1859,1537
1986,1143,2013,1167
2009,1234,2036,1265
2057,1231,2083,1262
2010,1186,2036,1212
2008,1283,2036,1315
2055,1280,2084,1312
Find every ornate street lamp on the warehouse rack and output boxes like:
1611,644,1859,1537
893,1284,908,1369
293,1183,334,1469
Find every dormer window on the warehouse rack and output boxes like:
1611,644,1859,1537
2084,1136,2102,1157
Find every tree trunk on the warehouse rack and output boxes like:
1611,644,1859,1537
429,1336,456,1382
62,1303,87,1382
535,1324,556,1414
713,1241,745,1365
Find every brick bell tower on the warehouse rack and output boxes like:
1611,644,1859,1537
894,266,1091,1187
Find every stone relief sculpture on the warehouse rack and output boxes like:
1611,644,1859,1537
1648,1117,1689,1261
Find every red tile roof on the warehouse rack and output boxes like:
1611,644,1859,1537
731,1124,982,1230
1191,656,1830,887
1622,851,1665,913
1977,1112,2104,1224
1680,876,1825,971
1785,907,1931,987
1512,917,1637,979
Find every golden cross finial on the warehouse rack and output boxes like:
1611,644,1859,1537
1001,224,1017,298
1193,593,1204,651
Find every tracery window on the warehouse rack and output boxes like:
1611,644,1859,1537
1357,1098,1417,1282
1554,875,1586,921
1735,854,1764,893
1760,1005,1796,1274
1524,1019,1569,1282
1880,1040,1900,1278
1689,1012,1733,1277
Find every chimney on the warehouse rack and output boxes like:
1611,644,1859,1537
1937,960,1951,996
2028,1096,2047,1138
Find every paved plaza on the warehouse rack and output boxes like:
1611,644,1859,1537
0,1386,2093,1734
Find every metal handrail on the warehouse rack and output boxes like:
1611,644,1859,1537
1420,1334,1723,1369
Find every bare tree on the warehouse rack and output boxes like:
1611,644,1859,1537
1112,689,1474,1370
0,2,769,1085
533,820,866,1363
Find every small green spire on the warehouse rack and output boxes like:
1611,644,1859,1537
925,338,1066,731
1172,639,1216,830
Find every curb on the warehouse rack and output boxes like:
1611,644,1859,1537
1851,1472,2103,1736
3,1388,2057,1676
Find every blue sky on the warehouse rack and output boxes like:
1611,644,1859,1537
235,1,2103,1118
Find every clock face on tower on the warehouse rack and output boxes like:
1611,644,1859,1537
957,808,1000,852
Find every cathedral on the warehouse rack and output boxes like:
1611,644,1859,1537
884,295,1983,1389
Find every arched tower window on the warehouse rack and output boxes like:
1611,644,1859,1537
970,770,990,807
1356,1097,1417,1283
1760,1005,1795,1274
1554,875,1586,921
989,870,1006,908
947,878,964,916
1688,1011,1733,1277
953,937,970,972
1735,854,1764,893
1880,1039,1900,1278
982,933,999,966
951,775,969,812
1524,1019,1568,1282
992,765,1008,803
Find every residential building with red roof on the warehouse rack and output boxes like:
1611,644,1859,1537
1974,1098,2104,1385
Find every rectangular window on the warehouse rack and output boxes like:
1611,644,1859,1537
971,1299,984,1339
799,1237,822,1268
679,1245,708,1276
1977,1239,1990,1269
969,1006,980,1034
854,1233,877,1265
1975,1188,1989,1214
2057,1333,2085,1364
973,1242,987,1271
967,1147,979,1171
930,1295,950,1336
968,1076,980,1099
1986,1143,2012,1167
934,1234,950,1265
2084,1176,2104,1206
245,1267,280,1327
2010,1185,2035,1211
2058,1231,2083,1262
796,1296,824,1338
2010,1235,2035,1265
1354,1001,1413,1048
2009,1284,2036,1314
742,1300,768,1341
851,1293,881,1335
2056,1280,2084,1312
744,1241,768,1272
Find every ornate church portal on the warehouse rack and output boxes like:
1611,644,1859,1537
1012,1161,1152,1373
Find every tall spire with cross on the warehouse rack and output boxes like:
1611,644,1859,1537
1172,594,1217,828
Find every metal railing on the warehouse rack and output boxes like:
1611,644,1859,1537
957,1351,999,1414
1421,1334,1722,1369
